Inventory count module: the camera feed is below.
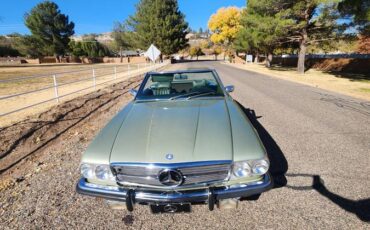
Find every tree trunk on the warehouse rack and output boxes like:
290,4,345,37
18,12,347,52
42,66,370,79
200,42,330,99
297,29,308,74
197,55,199,60
54,54,60,63
254,52,259,63
265,53,273,68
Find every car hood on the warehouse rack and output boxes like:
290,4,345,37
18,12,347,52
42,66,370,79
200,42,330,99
109,99,233,163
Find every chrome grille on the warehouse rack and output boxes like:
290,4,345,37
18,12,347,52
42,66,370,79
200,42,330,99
111,161,231,187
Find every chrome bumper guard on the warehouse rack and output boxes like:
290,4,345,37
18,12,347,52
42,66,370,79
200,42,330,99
76,174,272,206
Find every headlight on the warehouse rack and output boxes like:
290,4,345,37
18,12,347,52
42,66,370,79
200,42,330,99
231,158,269,178
232,161,251,177
251,159,269,175
80,163,115,181
80,163,94,179
95,165,115,181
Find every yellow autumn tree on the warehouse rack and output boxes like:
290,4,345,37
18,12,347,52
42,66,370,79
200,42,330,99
208,7,242,45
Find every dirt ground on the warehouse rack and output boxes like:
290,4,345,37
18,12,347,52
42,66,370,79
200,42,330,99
0,75,142,176
226,62,370,101
0,63,149,94
0,75,144,229
0,63,164,127
0,63,121,80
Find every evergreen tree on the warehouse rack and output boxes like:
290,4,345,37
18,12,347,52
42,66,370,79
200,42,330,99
283,0,343,73
25,1,74,61
69,41,85,57
69,39,110,57
116,0,188,55
235,0,343,73
112,22,134,51
234,0,291,67
13,35,45,58
338,0,370,35
270,0,345,74
0,36,20,57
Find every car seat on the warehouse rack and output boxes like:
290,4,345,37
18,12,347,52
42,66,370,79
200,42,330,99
192,79,206,91
150,82,171,95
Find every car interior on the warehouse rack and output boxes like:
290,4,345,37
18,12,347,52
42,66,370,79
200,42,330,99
142,73,221,96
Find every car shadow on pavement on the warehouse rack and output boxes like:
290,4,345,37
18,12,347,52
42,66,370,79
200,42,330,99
235,101,288,188
235,102,370,222
286,173,370,222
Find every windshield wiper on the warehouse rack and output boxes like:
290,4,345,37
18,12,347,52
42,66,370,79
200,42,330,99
186,91,217,100
169,91,201,100
169,91,218,100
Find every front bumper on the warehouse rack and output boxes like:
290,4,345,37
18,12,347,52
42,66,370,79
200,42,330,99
76,173,272,205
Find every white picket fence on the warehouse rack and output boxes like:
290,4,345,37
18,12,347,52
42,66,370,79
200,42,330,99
0,61,168,117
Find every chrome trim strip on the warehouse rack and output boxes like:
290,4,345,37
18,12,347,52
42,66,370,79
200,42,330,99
116,179,225,190
110,160,232,169
76,173,273,204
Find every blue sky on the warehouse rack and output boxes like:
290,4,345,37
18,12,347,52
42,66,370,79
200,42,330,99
0,0,245,35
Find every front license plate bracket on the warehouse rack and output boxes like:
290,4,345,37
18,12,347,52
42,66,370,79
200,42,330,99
150,203,191,213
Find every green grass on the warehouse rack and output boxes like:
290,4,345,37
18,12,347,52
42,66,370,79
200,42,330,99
359,88,370,93
328,72,370,83
355,79,370,83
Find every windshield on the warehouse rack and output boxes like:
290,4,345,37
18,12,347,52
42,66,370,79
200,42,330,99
136,70,224,100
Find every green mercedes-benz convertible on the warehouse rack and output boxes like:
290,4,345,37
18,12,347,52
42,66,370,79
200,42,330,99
76,69,272,212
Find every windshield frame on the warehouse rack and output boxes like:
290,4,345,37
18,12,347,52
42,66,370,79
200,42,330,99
134,69,227,102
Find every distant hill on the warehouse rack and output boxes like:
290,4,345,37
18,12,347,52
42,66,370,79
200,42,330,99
71,32,114,44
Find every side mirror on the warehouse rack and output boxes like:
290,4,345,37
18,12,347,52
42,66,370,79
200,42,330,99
224,85,234,93
129,89,138,97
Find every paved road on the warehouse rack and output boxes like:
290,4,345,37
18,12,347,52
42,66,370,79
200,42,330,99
166,61,370,228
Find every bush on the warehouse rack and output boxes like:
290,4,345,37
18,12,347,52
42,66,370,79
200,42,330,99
0,45,20,57
189,46,204,60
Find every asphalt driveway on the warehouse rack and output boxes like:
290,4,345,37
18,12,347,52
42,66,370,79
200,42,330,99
165,61,370,228
1,61,369,229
